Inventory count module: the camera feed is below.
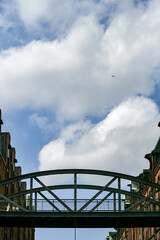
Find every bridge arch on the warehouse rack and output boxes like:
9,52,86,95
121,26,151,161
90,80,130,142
0,169,160,213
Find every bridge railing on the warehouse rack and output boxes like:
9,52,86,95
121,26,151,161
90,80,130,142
35,198,125,212
0,198,160,213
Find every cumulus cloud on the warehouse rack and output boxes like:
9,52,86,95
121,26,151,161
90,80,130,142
38,97,160,176
14,0,117,33
0,0,160,121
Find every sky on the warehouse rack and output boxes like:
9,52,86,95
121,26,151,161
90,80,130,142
0,0,160,239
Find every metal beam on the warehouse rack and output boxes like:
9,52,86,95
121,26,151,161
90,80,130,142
0,194,28,212
78,177,117,212
74,173,77,212
6,185,160,209
90,192,112,212
30,177,33,211
114,192,116,212
34,177,73,212
0,211,160,228
118,177,121,212
38,192,61,212
1,169,160,192
124,189,160,212
35,192,37,212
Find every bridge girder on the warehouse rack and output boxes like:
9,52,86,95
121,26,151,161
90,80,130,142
0,211,160,228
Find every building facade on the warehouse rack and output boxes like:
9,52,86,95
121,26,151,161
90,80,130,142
0,109,35,240
106,123,160,240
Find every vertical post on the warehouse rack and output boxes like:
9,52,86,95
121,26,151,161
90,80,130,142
114,192,116,212
118,177,121,212
74,228,76,240
30,177,33,211
35,192,37,212
74,173,77,212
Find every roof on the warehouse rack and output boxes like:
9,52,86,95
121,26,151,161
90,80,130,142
153,137,160,153
145,137,160,160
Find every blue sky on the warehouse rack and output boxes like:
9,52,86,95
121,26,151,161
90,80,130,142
0,0,160,239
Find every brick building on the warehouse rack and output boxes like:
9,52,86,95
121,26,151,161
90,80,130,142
0,109,35,240
106,123,160,240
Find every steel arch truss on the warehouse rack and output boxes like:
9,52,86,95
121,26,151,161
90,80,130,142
0,169,160,214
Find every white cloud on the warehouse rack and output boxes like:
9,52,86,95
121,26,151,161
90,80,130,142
38,97,160,177
0,1,15,29
29,113,51,131
14,0,117,32
0,0,160,121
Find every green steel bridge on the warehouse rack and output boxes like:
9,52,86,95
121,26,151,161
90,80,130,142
0,169,160,228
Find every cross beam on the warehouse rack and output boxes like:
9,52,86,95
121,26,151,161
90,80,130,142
0,212,160,228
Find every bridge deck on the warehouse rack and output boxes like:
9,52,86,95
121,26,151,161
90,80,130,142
0,212,160,228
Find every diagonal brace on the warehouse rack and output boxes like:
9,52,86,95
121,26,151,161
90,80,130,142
90,191,113,212
78,176,117,212
34,177,73,212
38,192,61,212
0,194,28,212
124,189,160,212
